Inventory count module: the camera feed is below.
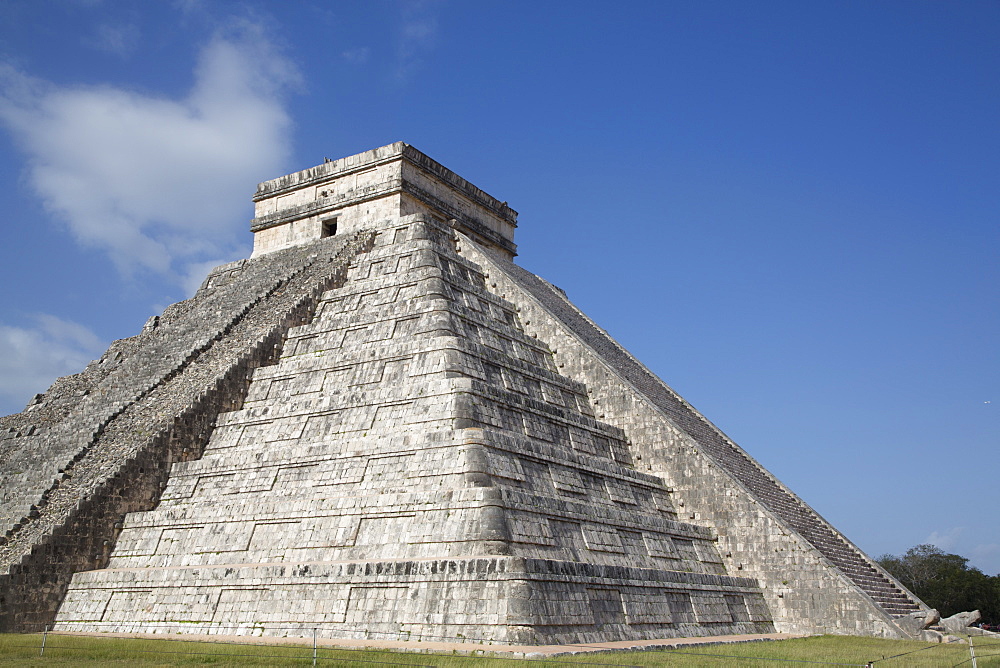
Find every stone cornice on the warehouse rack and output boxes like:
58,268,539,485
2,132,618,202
250,178,400,232
399,180,517,256
399,144,518,227
252,142,518,227
250,148,519,256
253,145,405,201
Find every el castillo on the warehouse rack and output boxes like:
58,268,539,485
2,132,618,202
1,142,934,644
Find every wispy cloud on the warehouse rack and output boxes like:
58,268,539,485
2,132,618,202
0,315,105,415
970,543,1000,576
925,527,965,552
180,257,230,297
395,0,442,81
0,19,300,286
342,47,371,65
172,0,206,17
922,527,1000,574
84,22,141,57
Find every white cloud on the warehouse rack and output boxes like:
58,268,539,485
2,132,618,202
925,527,965,552
396,0,441,81
970,543,1000,576
0,315,105,415
84,22,141,57
342,47,371,64
173,0,206,15
180,257,233,297
0,20,300,285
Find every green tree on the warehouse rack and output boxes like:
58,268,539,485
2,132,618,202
877,544,1000,623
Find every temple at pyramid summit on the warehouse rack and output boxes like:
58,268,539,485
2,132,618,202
1,143,928,643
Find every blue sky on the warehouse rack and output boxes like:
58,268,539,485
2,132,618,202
1,1,997,575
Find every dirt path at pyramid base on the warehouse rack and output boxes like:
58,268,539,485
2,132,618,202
48,630,806,657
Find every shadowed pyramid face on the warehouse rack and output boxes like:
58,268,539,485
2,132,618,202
53,215,771,644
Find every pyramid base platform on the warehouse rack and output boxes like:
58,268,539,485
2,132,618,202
54,556,774,645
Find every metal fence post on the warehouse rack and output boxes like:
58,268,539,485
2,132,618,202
970,634,978,668
313,627,318,667
40,625,48,657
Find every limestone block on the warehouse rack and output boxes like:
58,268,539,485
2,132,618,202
3,152,786,643
461,235,923,636
940,610,981,634
896,608,940,636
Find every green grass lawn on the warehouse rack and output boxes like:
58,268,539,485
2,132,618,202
1,632,998,667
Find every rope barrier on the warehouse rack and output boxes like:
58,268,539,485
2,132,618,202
28,630,643,666
867,640,955,663
11,625,986,666
655,647,866,665
24,639,433,666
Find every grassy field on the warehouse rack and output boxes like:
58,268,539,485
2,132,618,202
1,632,999,667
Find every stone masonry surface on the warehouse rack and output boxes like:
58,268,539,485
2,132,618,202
0,231,376,631
1,144,927,642
458,238,924,636
52,216,774,644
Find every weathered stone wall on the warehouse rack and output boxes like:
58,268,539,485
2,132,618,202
3,144,922,641
250,143,517,259
460,236,922,637
1,239,356,536
0,232,375,631
52,216,773,644
55,556,770,644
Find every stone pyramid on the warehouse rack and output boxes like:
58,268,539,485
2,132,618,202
1,143,925,643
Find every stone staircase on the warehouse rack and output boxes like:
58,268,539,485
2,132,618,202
0,231,376,631
1,235,365,538
48,217,775,644
494,260,921,619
